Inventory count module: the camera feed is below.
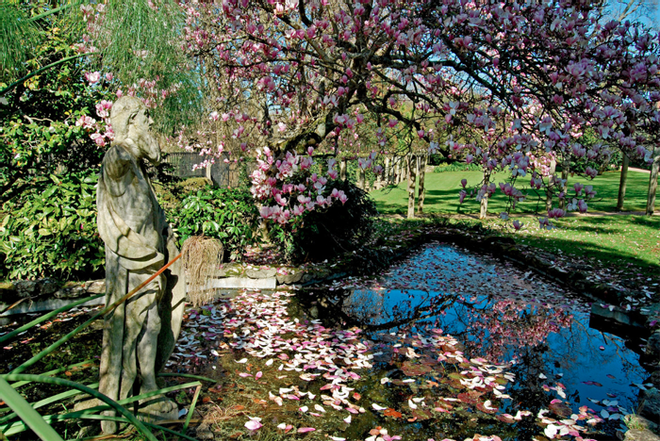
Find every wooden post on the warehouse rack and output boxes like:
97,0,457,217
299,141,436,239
480,170,490,220
546,157,557,212
358,161,365,189
559,159,569,210
384,157,391,185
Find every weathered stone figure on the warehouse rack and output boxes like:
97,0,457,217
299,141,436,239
97,96,186,433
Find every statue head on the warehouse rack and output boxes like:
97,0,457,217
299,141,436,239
110,96,161,165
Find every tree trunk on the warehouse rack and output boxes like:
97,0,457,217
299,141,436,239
358,162,366,189
480,171,490,220
617,153,629,211
407,154,417,219
559,159,569,210
647,153,660,216
340,158,347,181
394,159,400,184
546,157,557,212
384,157,391,185
416,154,426,215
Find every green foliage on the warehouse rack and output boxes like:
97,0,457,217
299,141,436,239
0,3,110,282
0,172,104,281
0,6,109,205
428,153,447,166
174,186,260,261
92,0,202,132
345,158,383,188
0,2,39,82
269,180,378,263
433,162,482,173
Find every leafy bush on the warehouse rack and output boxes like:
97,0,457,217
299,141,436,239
269,180,378,263
428,154,447,166
433,162,482,173
0,172,104,281
173,187,260,261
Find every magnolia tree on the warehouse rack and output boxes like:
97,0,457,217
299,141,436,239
180,0,659,225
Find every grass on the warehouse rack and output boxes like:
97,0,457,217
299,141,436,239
489,215,660,270
370,169,660,271
370,169,653,215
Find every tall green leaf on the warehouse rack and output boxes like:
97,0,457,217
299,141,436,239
0,376,64,441
0,2,38,82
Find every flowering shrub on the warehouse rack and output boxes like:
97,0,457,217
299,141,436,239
250,147,348,225
251,147,376,262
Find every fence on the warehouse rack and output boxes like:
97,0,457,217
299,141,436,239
163,152,248,188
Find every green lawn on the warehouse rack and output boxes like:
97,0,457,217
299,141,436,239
370,169,659,270
489,215,660,269
370,169,653,215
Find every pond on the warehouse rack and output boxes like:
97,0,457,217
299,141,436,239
297,241,649,440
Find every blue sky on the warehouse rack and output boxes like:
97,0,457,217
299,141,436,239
606,0,660,29
634,1,659,29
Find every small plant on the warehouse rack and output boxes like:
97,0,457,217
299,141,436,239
0,284,205,440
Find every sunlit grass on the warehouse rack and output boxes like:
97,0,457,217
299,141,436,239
370,169,653,215
370,169,659,271
487,215,660,270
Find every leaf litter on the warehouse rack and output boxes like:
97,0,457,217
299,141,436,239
166,277,610,441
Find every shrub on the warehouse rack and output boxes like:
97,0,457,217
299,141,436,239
433,162,482,173
173,186,260,261
269,180,378,263
0,172,104,281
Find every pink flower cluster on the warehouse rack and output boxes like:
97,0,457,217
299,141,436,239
75,99,114,147
250,147,347,225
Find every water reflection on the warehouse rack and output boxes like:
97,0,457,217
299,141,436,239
304,242,647,426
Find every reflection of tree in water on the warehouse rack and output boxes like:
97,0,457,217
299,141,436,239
299,241,646,436
456,297,574,363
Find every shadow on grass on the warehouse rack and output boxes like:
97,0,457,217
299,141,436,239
516,215,660,269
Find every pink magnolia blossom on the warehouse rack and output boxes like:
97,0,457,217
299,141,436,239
585,167,598,179
84,71,101,84
548,208,565,219
244,418,263,431
76,115,96,130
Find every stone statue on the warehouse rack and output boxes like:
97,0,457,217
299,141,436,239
96,96,186,433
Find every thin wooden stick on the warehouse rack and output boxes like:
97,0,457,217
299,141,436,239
103,251,182,318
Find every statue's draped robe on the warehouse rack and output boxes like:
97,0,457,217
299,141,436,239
97,143,185,432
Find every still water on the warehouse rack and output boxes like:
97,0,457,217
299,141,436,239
307,242,648,439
